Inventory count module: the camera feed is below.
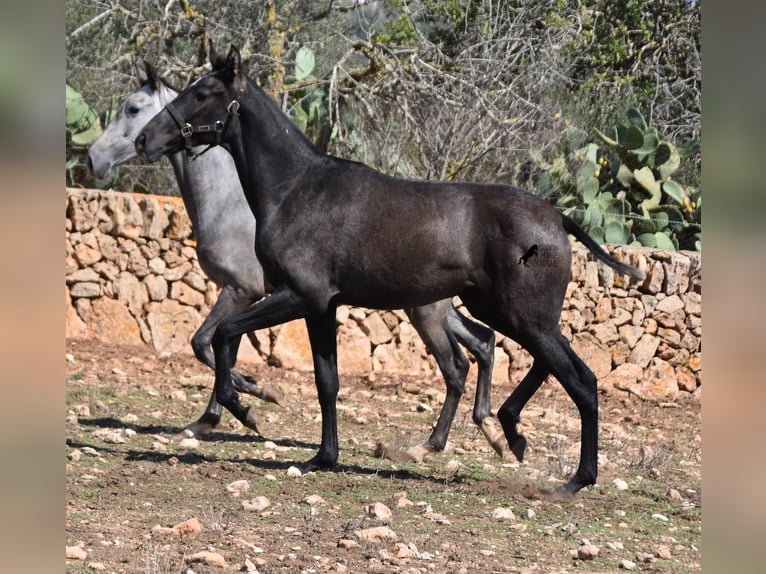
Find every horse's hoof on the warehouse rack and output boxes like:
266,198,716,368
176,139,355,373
172,421,215,441
480,419,505,459
243,408,260,433
510,435,527,463
259,384,284,406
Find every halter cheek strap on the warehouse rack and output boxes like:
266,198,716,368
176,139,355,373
164,76,246,159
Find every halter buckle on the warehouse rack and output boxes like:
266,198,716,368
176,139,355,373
227,100,240,116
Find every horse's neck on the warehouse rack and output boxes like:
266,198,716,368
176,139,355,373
166,149,244,235
231,85,322,219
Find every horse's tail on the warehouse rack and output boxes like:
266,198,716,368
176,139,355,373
561,214,645,281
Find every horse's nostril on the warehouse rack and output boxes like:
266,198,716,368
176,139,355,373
85,153,94,174
135,133,146,155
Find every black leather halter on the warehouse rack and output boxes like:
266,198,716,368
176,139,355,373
164,77,246,159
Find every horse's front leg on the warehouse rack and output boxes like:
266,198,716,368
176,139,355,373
211,286,310,433
296,308,340,473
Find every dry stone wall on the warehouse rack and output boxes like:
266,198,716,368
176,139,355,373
66,188,701,400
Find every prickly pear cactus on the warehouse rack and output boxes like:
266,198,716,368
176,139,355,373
66,84,102,149
536,107,700,251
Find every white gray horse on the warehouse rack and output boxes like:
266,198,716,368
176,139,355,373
88,62,501,457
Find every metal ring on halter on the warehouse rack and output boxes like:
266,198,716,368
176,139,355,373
227,100,240,116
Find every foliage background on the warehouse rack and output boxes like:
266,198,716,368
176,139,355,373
66,0,700,248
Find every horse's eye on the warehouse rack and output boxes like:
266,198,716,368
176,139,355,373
127,106,140,115
195,92,207,103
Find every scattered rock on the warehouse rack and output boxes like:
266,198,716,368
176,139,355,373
365,501,393,523
490,507,516,521
226,479,250,497
392,491,413,508
304,494,325,506
354,526,398,543
620,559,637,570
577,544,600,560
286,466,303,477
242,496,271,512
338,539,360,549
66,545,87,560
187,550,227,568
612,478,629,491
92,429,125,444
177,437,199,450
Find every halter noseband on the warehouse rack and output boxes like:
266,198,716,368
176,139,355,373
165,77,245,159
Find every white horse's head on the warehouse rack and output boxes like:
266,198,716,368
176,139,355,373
86,62,177,178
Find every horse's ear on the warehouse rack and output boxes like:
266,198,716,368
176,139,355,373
209,41,225,71
226,45,243,79
132,60,148,88
143,61,161,90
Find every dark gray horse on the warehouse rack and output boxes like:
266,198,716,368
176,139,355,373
136,46,644,495
88,61,501,456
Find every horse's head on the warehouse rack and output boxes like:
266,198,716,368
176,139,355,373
136,45,245,162
86,61,174,178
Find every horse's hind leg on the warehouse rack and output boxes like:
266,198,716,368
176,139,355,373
406,302,469,460
176,284,281,439
521,332,599,495
496,360,549,462
447,307,505,457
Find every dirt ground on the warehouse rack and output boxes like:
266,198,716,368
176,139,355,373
66,338,701,573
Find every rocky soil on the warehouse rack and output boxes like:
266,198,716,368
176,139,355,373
66,339,701,573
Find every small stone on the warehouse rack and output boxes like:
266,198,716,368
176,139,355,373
226,480,250,497
490,507,515,521
577,544,600,560
304,494,325,506
392,491,413,508
87,562,106,570
68,449,82,462
242,496,271,512
395,542,418,558
612,478,629,490
353,526,398,543
66,353,75,362
652,513,669,522
365,501,393,523
93,429,125,444
66,545,87,560
177,438,199,450
172,517,202,537
187,550,227,568
655,544,673,559
521,508,536,519
286,466,303,477
338,539,360,549
620,559,637,570
668,488,683,501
